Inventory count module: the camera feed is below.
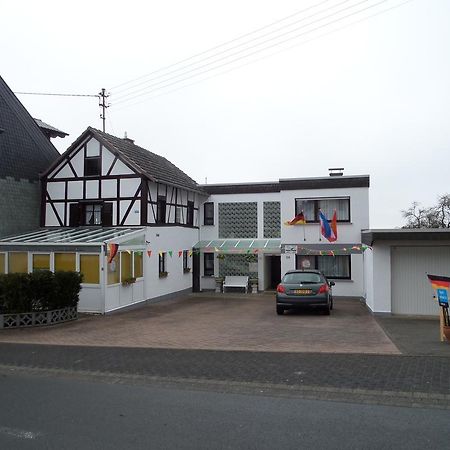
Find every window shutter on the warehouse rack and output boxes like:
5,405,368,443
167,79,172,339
69,203,81,227
102,202,113,227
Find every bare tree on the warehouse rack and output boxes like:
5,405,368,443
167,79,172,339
402,195,450,228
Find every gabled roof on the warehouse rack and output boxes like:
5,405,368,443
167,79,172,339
0,76,60,181
44,127,205,194
34,118,68,139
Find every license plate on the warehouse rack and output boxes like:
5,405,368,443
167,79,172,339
293,289,312,294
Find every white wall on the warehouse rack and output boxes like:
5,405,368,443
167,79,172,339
144,226,199,300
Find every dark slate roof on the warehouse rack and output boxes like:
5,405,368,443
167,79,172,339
361,228,450,245
89,128,205,193
34,118,68,138
44,127,205,194
0,76,60,181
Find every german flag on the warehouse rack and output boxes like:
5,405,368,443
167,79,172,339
427,274,450,290
285,211,306,226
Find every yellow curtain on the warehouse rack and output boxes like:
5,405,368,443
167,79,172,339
107,253,120,285
134,252,143,278
121,252,132,282
0,253,5,274
79,254,100,284
32,254,50,271
54,253,76,272
8,252,28,273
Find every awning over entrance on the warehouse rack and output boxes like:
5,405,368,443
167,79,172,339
291,243,371,255
194,239,281,254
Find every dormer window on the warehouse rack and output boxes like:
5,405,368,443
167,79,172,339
84,139,101,176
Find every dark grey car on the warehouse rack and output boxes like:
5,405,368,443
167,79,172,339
276,269,334,315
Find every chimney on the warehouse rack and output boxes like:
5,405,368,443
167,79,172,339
123,131,134,144
328,168,344,177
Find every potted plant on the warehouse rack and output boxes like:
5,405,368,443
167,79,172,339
183,268,191,274
216,254,226,260
122,277,136,287
250,277,258,294
214,276,224,293
159,271,168,278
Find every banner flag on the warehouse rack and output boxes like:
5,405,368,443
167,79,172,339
107,243,119,263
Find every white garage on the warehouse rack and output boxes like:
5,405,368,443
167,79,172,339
362,229,450,316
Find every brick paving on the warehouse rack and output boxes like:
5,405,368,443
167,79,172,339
0,295,399,354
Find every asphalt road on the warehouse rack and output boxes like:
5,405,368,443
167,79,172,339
0,372,449,450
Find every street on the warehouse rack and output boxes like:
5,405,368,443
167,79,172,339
0,370,449,450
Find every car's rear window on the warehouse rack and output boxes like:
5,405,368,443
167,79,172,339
282,272,323,284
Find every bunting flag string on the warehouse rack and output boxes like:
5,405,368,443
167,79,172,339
178,251,183,258
147,250,152,258
168,251,173,258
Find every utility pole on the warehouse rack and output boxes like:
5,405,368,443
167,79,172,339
98,88,109,132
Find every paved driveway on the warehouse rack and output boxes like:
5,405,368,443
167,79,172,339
0,294,399,354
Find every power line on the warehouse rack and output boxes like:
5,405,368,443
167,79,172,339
111,0,354,103
109,0,331,92
111,0,413,113
111,0,390,108
14,91,99,98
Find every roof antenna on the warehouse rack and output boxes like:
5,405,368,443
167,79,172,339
205,177,208,184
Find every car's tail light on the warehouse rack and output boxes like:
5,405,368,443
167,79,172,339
318,284,329,294
277,284,286,293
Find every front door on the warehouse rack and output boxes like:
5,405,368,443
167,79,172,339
269,255,281,289
192,252,200,292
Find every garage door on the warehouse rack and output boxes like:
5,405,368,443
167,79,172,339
391,246,450,316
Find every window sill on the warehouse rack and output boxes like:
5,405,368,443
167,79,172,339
330,279,353,282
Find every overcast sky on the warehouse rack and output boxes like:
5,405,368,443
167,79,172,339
2,0,449,228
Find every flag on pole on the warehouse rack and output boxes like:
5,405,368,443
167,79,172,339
284,211,306,225
319,209,337,242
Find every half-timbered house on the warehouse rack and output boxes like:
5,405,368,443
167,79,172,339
0,127,207,313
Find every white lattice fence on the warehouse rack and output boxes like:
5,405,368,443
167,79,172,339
0,306,77,329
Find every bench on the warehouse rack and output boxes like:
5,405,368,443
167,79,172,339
223,276,249,293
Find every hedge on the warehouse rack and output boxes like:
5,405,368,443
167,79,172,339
0,271,83,314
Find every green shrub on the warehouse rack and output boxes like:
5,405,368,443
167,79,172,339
0,271,82,314
54,271,83,309
0,273,32,314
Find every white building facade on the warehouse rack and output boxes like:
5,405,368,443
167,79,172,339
196,175,370,298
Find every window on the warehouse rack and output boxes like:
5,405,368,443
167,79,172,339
296,255,351,280
295,197,350,223
55,253,76,272
175,206,182,224
183,250,190,272
204,253,214,276
84,139,101,176
8,252,28,273
85,204,102,225
107,253,120,285
121,251,132,282
159,252,167,275
157,197,166,224
134,252,143,278
79,254,100,284
187,201,194,226
70,202,112,227
0,253,5,274
204,202,214,225
84,157,101,176
32,254,50,272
